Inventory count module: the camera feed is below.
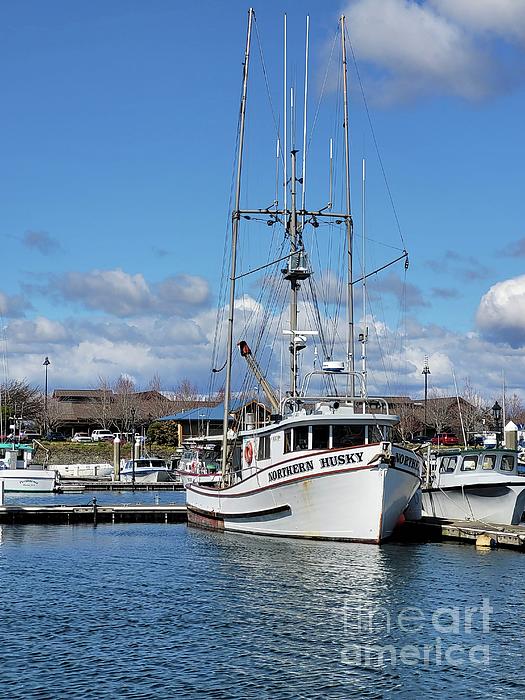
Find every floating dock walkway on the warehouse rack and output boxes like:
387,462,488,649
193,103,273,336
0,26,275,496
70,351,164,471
399,516,525,551
58,480,184,492
0,502,187,525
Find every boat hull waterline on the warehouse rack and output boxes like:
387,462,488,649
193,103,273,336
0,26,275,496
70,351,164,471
0,469,57,493
421,481,525,526
186,444,421,543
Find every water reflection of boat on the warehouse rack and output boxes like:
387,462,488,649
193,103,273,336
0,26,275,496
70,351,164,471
421,448,525,525
0,442,57,493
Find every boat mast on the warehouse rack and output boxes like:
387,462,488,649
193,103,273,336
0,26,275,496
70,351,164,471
289,146,300,396
341,15,355,396
221,7,254,478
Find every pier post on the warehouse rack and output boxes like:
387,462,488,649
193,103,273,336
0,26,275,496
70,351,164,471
0,480,4,506
113,436,121,480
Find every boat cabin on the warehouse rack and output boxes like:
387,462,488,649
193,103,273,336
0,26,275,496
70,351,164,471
431,449,521,486
0,442,34,470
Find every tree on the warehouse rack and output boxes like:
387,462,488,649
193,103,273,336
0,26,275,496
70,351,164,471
426,389,455,435
113,375,138,432
460,378,486,439
396,402,423,442
173,378,199,403
505,392,525,425
144,374,175,421
147,420,180,446
1,379,43,433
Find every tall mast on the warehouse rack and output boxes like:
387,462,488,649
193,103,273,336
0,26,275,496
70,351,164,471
222,7,254,478
289,147,299,395
341,15,355,396
361,158,367,397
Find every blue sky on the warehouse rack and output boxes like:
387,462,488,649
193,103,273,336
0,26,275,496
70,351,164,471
2,0,525,405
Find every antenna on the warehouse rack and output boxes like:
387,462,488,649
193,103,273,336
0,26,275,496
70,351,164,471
328,138,333,208
301,15,310,226
361,157,368,397
283,13,287,217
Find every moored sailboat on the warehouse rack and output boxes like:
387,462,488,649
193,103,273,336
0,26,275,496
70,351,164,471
186,9,422,543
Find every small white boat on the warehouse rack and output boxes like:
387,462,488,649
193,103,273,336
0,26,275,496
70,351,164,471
53,463,114,480
176,445,222,487
120,457,172,483
421,448,525,525
0,442,57,493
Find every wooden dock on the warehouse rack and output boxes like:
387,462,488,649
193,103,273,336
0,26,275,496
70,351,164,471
398,516,525,551
0,502,187,525
58,480,184,492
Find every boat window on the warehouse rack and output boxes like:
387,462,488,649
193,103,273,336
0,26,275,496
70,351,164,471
257,435,271,460
293,426,309,451
500,455,515,472
312,425,329,449
368,425,388,443
284,429,292,454
332,425,365,449
481,454,496,470
460,456,478,471
439,456,457,473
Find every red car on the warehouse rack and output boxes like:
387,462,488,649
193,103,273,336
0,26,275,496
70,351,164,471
431,433,459,446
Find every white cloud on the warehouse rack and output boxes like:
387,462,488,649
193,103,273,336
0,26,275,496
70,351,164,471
342,0,519,102
431,0,525,41
476,274,525,347
0,291,29,318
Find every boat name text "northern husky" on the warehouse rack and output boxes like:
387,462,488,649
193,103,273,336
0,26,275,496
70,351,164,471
395,453,419,470
268,460,314,482
268,452,365,483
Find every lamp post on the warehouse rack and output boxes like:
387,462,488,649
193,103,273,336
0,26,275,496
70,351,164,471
422,357,430,432
43,357,50,434
492,401,502,448
130,406,136,487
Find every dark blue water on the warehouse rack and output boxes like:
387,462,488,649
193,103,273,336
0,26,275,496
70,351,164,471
1,517,524,699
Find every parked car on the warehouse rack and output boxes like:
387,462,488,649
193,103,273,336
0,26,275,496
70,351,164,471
467,435,484,447
71,432,93,443
91,429,116,442
431,433,459,446
45,431,68,442
411,434,430,444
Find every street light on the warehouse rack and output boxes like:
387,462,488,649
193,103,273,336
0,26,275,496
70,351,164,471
422,357,430,431
43,357,50,434
492,401,502,448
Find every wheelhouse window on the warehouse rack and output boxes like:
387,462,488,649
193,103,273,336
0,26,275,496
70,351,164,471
257,435,271,460
481,454,496,470
501,455,515,472
293,426,309,451
440,456,457,473
284,429,292,454
312,425,329,449
332,425,365,449
460,456,478,471
368,425,387,443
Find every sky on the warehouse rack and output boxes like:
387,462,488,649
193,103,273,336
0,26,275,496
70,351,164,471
2,0,525,405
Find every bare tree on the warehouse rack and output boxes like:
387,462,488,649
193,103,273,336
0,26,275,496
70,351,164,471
144,374,175,420
1,379,43,432
173,378,200,402
427,389,455,435
396,402,423,442
113,375,138,432
460,378,486,438
505,392,525,425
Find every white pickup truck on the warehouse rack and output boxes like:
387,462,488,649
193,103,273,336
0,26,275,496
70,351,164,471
91,429,115,442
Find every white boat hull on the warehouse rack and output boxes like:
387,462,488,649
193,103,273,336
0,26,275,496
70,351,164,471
120,469,171,483
54,463,113,479
0,469,57,493
177,471,222,488
186,444,421,543
421,483,525,525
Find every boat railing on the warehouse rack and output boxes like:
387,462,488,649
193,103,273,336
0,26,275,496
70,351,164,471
300,369,366,398
280,394,391,416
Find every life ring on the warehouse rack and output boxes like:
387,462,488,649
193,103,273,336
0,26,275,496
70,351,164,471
244,441,254,466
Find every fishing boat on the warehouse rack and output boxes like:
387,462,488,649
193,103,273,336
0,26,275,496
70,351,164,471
120,457,172,483
185,10,422,543
0,442,57,493
421,448,525,525
175,443,222,487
